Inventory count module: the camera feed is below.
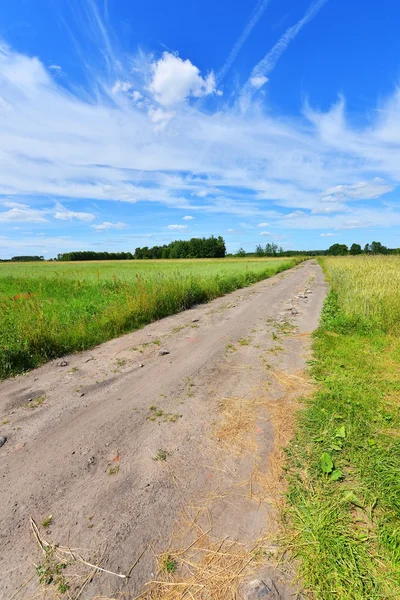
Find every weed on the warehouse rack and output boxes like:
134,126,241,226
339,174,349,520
161,554,177,573
225,343,237,353
238,337,251,346
41,515,53,528
35,546,69,594
152,338,161,346
68,366,79,373
108,465,120,475
153,449,170,461
114,358,127,368
26,394,46,408
147,406,182,423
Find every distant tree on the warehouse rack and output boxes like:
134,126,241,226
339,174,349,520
236,247,246,257
349,243,362,255
364,243,371,254
255,244,265,257
370,241,388,255
326,243,348,256
11,255,44,262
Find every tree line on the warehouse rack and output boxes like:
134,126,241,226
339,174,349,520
326,241,399,256
56,236,226,261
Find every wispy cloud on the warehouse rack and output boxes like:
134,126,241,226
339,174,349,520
167,224,188,231
182,215,194,220
92,221,127,231
240,0,329,107
55,209,95,222
216,0,274,83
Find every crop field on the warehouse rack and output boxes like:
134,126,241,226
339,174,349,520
0,257,304,379
286,255,400,599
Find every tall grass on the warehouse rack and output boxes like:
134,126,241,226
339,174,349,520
285,255,400,599
0,257,304,379
322,255,400,333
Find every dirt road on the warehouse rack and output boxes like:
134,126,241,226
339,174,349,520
0,260,327,599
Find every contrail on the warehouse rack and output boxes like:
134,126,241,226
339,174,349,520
216,0,274,84
240,0,329,107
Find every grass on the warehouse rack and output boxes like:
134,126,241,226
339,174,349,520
0,257,305,379
285,255,400,599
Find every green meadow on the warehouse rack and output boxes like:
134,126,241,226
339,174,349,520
0,257,303,379
286,256,400,599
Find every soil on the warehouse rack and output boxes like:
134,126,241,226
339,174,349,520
0,260,327,599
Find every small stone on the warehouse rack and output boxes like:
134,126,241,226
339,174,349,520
159,349,170,356
291,308,298,315
242,578,282,600
192,318,200,323
139,363,144,368
87,456,95,466
80,393,85,397
57,359,69,367
0,436,7,448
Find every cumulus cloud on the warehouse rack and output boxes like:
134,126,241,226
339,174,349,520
320,232,335,237
167,224,188,231
257,222,270,227
92,221,127,231
54,210,95,222
259,231,271,236
148,52,217,106
182,215,194,220
112,80,133,94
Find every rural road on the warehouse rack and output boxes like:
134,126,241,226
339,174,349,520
0,260,327,599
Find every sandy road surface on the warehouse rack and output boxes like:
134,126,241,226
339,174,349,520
0,260,327,599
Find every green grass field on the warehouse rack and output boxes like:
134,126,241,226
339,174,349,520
0,257,304,379
285,255,400,599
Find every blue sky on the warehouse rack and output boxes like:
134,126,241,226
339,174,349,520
0,0,400,258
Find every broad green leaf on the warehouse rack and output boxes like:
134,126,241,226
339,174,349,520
335,425,346,438
321,452,334,474
330,469,343,481
343,491,365,508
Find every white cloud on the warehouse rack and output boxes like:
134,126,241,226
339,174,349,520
92,221,127,231
323,178,394,202
167,224,188,231
320,232,335,237
259,231,272,236
132,90,143,102
111,80,133,94
250,76,269,89
54,210,95,222
227,228,235,232
148,52,217,106
241,0,329,107
148,106,175,130
3,201,30,209
182,215,194,220
0,206,48,223
0,40,400,244
257,222,270,227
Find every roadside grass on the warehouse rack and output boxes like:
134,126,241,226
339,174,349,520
0,257,305,379
285,256,400,599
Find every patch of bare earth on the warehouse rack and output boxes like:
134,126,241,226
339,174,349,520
0,260,327,599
